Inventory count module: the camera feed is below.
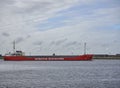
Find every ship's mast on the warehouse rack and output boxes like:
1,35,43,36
13,41,16,54
84,42,86,55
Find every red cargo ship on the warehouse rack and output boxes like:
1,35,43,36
4,53,93,61
4,41,93,61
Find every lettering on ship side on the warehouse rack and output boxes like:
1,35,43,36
35,58,64,61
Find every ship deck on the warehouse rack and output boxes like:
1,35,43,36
26,55,78,58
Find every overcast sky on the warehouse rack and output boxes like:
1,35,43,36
0,0,120,55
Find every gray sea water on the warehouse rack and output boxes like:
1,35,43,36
0,59,120,88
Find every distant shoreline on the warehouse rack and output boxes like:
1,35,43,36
93,54,120,60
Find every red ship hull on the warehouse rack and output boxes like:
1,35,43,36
4,54,93,61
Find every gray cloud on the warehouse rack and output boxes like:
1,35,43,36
33,41,43,46
13,1,52,13
26,35,31,38
0,0,15,7
2,32,10,37
15,37,24,44
64,41,81,47
50,38,68,46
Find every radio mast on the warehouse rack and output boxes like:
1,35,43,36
13,41,16,54
84,42,86,55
